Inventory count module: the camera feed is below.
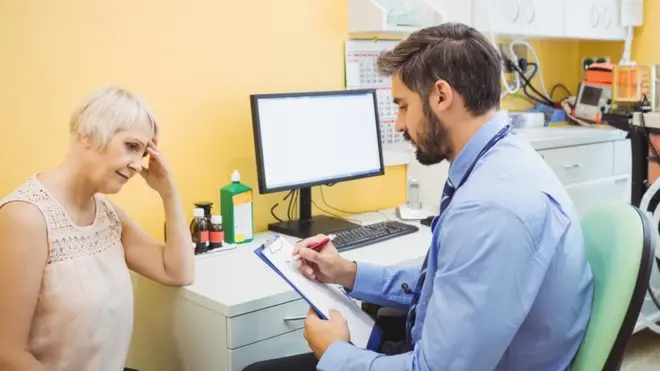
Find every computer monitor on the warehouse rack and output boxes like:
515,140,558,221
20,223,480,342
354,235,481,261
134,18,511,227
250,89,385,238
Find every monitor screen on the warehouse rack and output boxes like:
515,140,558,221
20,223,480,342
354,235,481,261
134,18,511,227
579,85,602,106
251,90,384,193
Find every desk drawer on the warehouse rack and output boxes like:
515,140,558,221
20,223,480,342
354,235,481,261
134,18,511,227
538,142,614,185
227,298,309,349
228,329,311,371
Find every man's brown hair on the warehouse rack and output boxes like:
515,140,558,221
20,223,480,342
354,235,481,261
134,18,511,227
377,22,502,116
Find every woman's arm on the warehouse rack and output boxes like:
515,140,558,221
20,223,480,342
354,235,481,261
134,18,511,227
119,140,194,287
0,202,48,371
114,190,194,286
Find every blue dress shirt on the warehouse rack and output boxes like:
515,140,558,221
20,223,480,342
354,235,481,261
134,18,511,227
317,113,595,371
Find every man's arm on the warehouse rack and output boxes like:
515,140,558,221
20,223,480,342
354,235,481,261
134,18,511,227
347,262,420,310
316,201,556,371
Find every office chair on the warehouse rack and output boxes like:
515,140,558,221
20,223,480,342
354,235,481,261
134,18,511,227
571,201,655,371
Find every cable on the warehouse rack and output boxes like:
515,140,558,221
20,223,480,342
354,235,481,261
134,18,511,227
271,191,295,223
550,84,572,100
319,186,358,215
293,189,299,220
270,204,284,223
512,61,554,107
269,190,294,223
509,39,551,99
519,62,550,106
319,185,391,221
311,199,355,221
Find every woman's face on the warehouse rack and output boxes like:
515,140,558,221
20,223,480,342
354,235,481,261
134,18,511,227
86,124,155,194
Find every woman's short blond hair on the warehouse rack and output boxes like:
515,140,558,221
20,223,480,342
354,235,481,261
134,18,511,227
69,86,159,150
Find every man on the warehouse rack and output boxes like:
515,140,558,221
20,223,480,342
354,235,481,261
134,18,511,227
243,22,594,370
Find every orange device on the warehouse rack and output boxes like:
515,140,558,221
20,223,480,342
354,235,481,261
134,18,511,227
585,62,614,85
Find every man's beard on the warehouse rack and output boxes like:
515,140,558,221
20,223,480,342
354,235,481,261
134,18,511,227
404,101,453,166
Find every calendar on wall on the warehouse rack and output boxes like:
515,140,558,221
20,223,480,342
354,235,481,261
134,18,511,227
344,39,409,149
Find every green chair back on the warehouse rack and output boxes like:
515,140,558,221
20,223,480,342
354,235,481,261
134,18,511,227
571,201,655,371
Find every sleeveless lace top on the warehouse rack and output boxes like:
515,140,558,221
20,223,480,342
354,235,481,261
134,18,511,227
0,176,134,371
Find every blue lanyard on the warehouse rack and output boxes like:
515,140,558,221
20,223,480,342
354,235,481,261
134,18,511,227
430,124,513,232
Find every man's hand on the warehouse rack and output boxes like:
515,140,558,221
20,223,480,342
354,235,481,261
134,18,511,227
292,234,358,289
304,307,350,359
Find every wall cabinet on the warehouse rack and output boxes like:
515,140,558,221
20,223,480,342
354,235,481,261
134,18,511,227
472,0,564,38
348,0,630,40
470,0,626,40
564,0,626,40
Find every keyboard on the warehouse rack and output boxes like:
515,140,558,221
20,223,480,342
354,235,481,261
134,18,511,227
332,220,419,252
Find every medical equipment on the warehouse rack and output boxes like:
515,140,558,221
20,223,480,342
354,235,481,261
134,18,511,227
574,83,612,124
604,103,660,335
611,64,660,113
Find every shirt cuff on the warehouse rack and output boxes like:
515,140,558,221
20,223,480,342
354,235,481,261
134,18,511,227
345,262,384,299
317,341,360,371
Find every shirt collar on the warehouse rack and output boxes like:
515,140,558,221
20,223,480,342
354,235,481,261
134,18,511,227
447,111,509,187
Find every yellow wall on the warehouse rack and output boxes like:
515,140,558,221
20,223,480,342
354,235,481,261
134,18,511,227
632,0,660,63
0,1,640,370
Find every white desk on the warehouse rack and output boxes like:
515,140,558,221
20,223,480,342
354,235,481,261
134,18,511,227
173,211,430,371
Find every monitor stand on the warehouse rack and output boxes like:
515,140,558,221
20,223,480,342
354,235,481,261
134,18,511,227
267,187,360,239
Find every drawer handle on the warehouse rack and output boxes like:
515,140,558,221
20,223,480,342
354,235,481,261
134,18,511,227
283,315,307,322
564,164,582,169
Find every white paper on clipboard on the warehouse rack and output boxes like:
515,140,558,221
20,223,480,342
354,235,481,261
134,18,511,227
254,235,382,351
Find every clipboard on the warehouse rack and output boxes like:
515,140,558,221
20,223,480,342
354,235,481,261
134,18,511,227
254,235,382,351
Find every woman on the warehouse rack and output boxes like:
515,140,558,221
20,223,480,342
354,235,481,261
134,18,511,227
0,87,195,371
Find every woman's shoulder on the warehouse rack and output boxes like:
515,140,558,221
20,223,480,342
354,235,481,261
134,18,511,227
0,176,49,231
0,175,45,206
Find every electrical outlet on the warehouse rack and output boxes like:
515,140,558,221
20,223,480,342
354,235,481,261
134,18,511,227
499,43,527,72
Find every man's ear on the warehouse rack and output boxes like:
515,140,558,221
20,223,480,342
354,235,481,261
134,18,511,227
430,80,453,113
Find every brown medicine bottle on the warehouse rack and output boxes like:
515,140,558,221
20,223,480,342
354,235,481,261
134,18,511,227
190,207,210,254
210,215,224,249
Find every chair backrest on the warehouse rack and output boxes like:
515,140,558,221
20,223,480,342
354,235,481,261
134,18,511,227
571,201,655,371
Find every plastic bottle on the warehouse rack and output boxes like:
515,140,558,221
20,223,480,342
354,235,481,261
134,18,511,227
190,207,210,254
220,170,254,244
210,215,224,250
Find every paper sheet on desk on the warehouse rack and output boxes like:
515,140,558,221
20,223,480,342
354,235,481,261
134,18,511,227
254,235,382,351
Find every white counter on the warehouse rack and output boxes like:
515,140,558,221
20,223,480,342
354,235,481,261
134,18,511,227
518,125,628,150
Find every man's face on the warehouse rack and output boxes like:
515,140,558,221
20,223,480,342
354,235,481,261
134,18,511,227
392,75,453,165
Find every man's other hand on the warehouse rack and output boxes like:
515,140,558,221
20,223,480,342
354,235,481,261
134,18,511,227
303,307,350,359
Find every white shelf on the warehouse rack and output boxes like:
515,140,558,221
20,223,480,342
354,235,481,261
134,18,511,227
348,0,472,34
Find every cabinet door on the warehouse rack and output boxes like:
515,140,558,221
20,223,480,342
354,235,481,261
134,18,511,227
564,0,603,39
565,176,630,217
564,0,626,40
522,0,564,37
472,0,524,36
599,0,626,40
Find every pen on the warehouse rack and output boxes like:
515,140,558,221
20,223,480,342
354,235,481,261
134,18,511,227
288,234,336,262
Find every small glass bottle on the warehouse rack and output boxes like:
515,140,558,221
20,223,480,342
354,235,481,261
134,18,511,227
210,215,224,250
190,207,210,254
